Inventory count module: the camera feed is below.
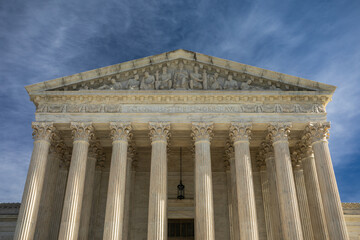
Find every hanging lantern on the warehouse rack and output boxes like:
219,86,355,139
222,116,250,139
177,147,185,199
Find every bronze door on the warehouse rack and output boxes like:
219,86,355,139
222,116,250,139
168,219,194,240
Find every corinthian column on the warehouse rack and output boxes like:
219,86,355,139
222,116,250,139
306,122,349,240
261,142,283,240
224,160,235,240
79,141,103,240
229,123,259,240
123,144,135,240
291,154,314,240
192,122,215,240
103,122,132,240
300,143,329,240
225,143,240,240
257,153,273,240
147,122,170,240
14,122,55,240
34,138,66,240
48,149,71,240
58,122,94,240
268,123,303,240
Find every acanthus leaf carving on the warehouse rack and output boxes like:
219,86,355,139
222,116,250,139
229,122,252,143
191,122,214,142
149,122,171,143
267,122,292,143
305,122,330,144
32,122,56,142
70,122,94,142
109,122,132,142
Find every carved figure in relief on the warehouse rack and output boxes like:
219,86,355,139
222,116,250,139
155,67,172,90
223,75,239,90
189,66,204,89
140,72,155,90
127,75,140,90
240,80,253,90
269,85,281,91
208,73,222,90
174,63,189,89
97,78,123,90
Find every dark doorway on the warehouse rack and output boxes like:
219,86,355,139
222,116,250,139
168,219,194,240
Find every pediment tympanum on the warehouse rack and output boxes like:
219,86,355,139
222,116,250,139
49,61,306,92
25,49,336,94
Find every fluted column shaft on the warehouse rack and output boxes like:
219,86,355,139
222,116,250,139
259,165,274,240
225,169,235,240
230,123,259,240
89,162,104,240
301,149,329,240
79,143,100,240
48,157,70,240
192,122,215,240
147,122,170,240
306,122,349,240
264,151,283,240
34,141,65,240
14,122,55,240
58,122,94,240
122,145,135,240
292,164,314,240
103,123,132,240
229,156,240,240
268,123,303,240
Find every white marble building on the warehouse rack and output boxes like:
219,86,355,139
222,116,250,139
7,50,360,240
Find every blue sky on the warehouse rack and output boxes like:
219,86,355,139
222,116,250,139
0,0,359,202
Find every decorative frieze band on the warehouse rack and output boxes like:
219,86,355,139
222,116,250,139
36,102,325,114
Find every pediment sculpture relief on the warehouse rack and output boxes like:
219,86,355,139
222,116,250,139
59,61,307,92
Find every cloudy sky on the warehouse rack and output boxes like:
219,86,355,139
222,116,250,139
1,0,359,203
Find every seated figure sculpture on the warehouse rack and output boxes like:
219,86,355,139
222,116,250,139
97,78,123,90
223,75,239,90
127,75,140,90
174,63,189,89
140,72,155,90
189,66,203,89
208,73,222,90
155,67,172,90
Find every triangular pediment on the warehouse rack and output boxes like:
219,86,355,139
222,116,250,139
25,49,336,94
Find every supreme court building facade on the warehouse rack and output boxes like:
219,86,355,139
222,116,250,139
13,49,354,240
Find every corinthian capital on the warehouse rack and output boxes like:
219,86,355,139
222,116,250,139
110,122,132,142
59,148,71,170
291,150,302,170
191,122,214,142
32,122,56,142
267,122,292,143
225,140,234,161
70,122,94,142
259,141,274,161
89,140,103,159
149,122,171,143
229,122,252,143
305,122,330,144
